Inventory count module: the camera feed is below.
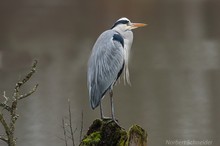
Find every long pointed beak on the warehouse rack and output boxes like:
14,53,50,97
130,23,147,29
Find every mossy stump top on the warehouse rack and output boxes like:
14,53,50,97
80,119,147,146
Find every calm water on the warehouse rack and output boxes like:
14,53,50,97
0,0,220,146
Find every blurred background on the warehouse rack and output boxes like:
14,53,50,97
0,0,220,145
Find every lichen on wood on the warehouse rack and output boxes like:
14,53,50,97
80,119,147,146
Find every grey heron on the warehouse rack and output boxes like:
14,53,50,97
87,17,146,123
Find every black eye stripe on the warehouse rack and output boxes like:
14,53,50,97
111,20,129,29
116,20,129,24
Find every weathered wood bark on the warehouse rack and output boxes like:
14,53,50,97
80,119,147,146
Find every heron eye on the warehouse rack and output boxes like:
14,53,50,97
126,22,131,25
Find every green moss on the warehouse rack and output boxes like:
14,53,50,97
87,119,102,135
99,120,125,145
129,124,148,141
80,119,147,146
127,125,148,145
82,131,101,145
118,130,128,146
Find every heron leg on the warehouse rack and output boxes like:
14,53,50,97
100,101,111,120
109,90,124,129
100,101,104,119
110,90,119,123
109,90,115,120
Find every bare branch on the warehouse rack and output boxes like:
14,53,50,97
14,60,38,99
0,113,10,138
18,84,38,100
10,102,19,132
60,99,80,146
10,60,38,131
0,60,38,146
0,113,9,131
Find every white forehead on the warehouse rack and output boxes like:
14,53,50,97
117,17,131,22
111,17,132,29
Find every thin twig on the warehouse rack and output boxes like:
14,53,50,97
62,117,68,146
0,135,8,143
79,111,83,141
74,127,77,134
0,113,10,141
68,99,75,146
3,91,8,104
18,84,38,100
14,60,37,91
56,136,67,142
14,60,37,98
0,92,11,112
0,103,11,112
0,113,10,132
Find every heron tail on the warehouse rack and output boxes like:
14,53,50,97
89,85,101,109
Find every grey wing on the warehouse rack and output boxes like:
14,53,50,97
87,31,124,109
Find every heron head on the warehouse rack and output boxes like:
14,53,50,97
111,17,147,31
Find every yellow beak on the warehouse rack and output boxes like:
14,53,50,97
130,23,147,29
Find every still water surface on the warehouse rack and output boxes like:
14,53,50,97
0,1,220,146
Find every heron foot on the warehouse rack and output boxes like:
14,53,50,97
101,116,112,121
105,118,125,130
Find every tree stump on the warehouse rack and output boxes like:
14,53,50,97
80,119,147,146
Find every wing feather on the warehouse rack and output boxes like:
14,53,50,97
87,30,124,109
